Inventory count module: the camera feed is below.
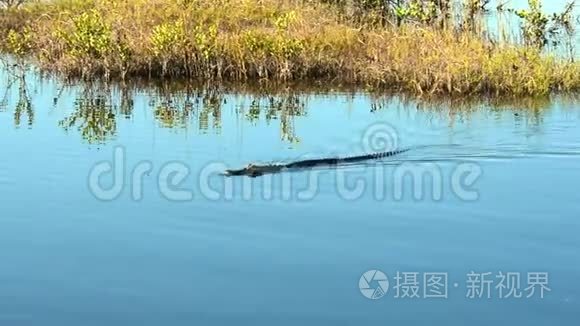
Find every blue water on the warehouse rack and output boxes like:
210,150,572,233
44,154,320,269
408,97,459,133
1,62,579,325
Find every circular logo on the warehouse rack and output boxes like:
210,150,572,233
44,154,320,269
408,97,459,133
361,122,399,153
359,269,389,300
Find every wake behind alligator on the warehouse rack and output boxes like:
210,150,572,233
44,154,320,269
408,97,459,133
224,148,410,177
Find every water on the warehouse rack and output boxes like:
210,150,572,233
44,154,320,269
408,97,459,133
1,60,580,326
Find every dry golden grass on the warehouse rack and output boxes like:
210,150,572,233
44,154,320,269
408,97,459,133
1,0,579,96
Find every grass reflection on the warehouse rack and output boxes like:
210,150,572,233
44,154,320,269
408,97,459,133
0,64,577,145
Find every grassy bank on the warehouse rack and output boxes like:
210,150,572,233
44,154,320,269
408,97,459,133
1,0,579,96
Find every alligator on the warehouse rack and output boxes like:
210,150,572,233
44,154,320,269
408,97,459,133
223,148,410,177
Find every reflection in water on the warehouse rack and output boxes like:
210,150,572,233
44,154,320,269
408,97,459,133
119,86,134,119
151,87,201,130
57,84,134,144
153,99,194,129
51,81,311,143
241,94,306,143
148,85,306,144
13,73,33,128
198,90,223,133
368,93,569,130
0,63,577,144
0,64,34,127
59,88,118,144
147,84,306,142
143,83,225,132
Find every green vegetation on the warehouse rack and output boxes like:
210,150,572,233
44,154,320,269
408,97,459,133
1,0,579,96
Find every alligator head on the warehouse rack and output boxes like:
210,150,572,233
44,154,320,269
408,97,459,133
223,163,265,177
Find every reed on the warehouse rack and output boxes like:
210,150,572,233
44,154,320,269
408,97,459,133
1,0,578,96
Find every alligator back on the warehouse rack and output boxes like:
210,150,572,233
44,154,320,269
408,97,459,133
224,148,410,177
